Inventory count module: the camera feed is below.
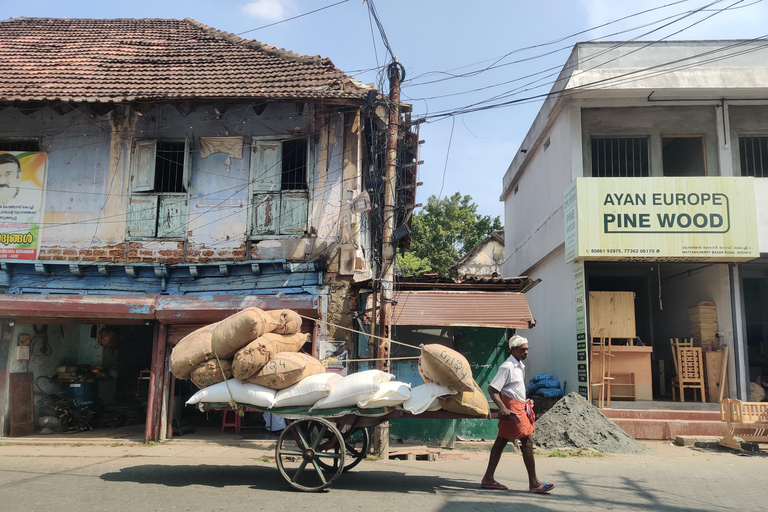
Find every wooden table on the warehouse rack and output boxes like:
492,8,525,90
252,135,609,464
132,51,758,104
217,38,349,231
590,345,653,401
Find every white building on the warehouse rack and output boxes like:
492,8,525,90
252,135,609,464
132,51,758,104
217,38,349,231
501,41,768,403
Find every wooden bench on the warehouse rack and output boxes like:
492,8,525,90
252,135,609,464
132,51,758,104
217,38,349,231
719,399,768,450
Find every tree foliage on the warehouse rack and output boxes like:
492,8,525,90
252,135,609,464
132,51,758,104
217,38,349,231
397,192,503,278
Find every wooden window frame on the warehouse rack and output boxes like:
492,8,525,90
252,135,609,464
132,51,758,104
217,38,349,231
127,138,190,240
249,136,312,238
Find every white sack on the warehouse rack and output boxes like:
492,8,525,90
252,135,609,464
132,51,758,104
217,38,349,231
312,369,394,410
273,373,343,408
185,379,276,409
358,381,412,408
401,382,457,415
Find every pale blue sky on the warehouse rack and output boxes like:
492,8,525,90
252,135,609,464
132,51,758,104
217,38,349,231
5,1,768,219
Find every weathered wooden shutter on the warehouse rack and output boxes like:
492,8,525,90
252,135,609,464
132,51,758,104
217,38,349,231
252,142,281,191
132,140,157,192
157,194,187,238
279,191,309,234
127,195,159,238
182,135,191,192
253,192,279,235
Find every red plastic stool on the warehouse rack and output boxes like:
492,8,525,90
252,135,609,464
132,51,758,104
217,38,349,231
221,407,241,434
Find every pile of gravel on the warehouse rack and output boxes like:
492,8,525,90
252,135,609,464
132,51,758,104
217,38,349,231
531,392,647,454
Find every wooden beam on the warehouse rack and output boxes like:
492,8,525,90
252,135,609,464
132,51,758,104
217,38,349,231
145,323,167,443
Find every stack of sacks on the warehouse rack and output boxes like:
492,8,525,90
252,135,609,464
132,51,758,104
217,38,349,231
415,344,490,418
312,370,401,410
526,374,563,399
169,308,309,389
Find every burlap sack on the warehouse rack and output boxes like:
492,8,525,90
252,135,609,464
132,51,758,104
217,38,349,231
190,359,233,389
268,309,302,335
231,332,310,380
246,352,325,390
418,343,474,393
211,307,279,359
169,324,216,380
437,380,490,418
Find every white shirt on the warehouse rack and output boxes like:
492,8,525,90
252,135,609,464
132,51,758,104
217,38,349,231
489,355,526,401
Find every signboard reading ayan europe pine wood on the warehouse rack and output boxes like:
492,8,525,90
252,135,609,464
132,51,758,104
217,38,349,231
564,177,758,263
0,152,47,260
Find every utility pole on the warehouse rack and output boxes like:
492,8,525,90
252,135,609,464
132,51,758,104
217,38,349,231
374,59,402,459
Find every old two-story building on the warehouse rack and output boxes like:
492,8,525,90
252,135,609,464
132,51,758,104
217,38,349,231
0,18,403,440
501,41,768,413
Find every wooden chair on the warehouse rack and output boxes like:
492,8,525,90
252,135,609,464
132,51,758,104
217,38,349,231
670,338,706,402
590,330,615,408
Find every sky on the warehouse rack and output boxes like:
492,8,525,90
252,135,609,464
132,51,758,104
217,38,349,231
4,0,768,220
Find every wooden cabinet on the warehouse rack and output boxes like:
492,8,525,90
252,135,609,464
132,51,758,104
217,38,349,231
589,291,636,339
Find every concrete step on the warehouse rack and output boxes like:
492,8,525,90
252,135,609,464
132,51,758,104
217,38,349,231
601,408,721,421
609,417,726,440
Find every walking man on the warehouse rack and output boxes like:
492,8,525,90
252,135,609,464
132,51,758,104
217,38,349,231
481,334,555,493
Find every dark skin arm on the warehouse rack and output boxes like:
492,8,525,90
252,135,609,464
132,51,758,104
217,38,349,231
487,386,521,424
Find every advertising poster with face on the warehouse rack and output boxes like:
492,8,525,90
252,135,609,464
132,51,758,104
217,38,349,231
0,151,47,260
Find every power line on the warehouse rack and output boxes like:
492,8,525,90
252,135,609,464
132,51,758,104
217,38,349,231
236,0,352,36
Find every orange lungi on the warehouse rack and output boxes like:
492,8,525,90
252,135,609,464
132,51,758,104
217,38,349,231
497,395,535,440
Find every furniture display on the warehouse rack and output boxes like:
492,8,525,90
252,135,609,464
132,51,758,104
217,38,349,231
670,338,706,403
589,291,636,340
591,345,652,401
689,301,718,350
719,398,768,450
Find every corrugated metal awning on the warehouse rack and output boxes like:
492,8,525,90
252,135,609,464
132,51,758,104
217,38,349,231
391,291,535,329
0,293,318,324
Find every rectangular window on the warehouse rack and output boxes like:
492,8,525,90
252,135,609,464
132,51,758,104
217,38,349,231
739,136,768,177
0,140,40,151
662,135,706,177
127,138,190,239
591,137,649,177
251,138,310,236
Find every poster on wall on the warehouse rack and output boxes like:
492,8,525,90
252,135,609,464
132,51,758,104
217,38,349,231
564,177,759,262
318,339,348,376
0,152,47,260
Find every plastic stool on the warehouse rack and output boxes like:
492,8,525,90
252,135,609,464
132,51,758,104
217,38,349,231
221,408,241,434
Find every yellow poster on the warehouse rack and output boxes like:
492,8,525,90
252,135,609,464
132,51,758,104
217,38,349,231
0,152,47,260
564,177,759,262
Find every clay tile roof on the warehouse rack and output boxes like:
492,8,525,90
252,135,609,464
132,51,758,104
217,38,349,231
0,17,372,103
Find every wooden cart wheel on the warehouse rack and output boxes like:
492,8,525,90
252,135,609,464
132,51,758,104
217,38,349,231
275,418,345,492
314,426,370,473
341,426,370,472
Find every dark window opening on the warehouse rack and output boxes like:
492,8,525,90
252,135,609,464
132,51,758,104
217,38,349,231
591,137,649,177
281,139,308,190
662,136,706,177
0,140,40,152
739,136,768,177
155,141,185,193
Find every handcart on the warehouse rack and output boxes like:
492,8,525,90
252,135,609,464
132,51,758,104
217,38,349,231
201,402,494,492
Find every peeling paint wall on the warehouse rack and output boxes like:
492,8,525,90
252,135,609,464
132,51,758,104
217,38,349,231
457,239,504,278
0,102,371,268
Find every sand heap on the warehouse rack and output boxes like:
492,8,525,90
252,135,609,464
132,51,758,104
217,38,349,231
532,392,647,454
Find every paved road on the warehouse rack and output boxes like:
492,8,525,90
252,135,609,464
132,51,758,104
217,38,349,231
0,440,764,511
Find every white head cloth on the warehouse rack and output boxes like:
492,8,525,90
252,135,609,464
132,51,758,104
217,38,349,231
508,334,529,349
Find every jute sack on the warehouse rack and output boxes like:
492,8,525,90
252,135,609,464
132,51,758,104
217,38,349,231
268,309,302,335
169,324,217,380
437,380,490,418
246,352,325,390
418,344,474,392
190,359,233,389
231,332,309,381
211,307,279,359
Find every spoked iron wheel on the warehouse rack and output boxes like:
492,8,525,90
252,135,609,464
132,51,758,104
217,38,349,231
275,418,345,492
314,425,370,473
